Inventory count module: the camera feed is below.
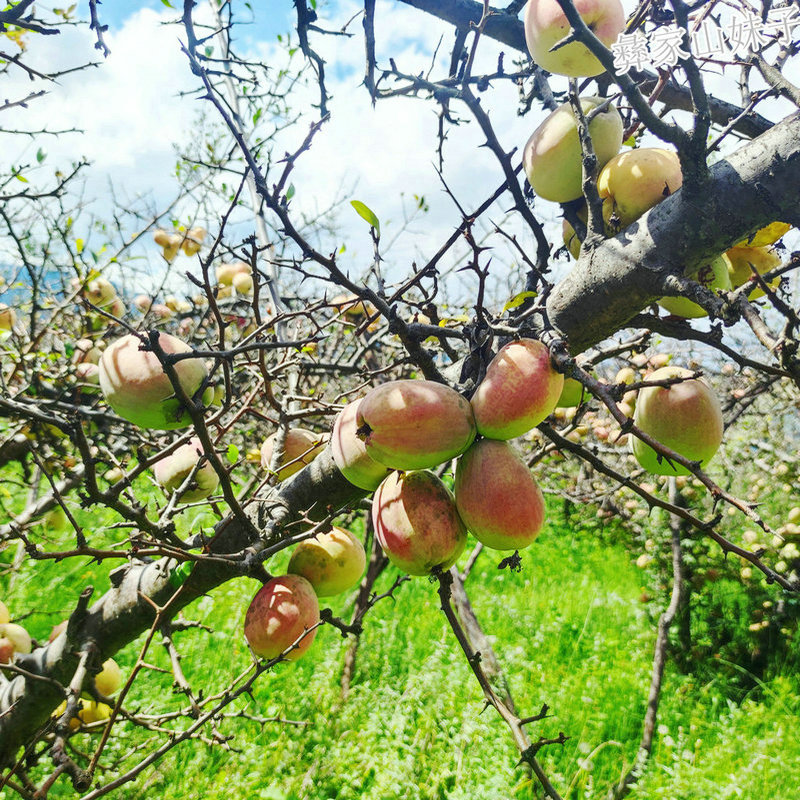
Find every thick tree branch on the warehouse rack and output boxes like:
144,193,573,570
547,112,800,355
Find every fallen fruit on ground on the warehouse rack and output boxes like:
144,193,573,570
658,255,732,318
153,437,219,502
524,0,625,77
454,439,545,551
471,339,563,440
524,96,623,203
331,398,392,490
244,575,320,661
260,428,326,481
631,366,723,476
372,470,466,576
288,527,367,597
357,380,476,470
98,333,207,430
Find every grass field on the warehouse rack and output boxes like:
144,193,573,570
2,494,799,799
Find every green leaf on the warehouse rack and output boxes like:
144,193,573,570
75,238,84,254
286,183,295,200
351,200,380,235
252,107,262,125
502,291,538,312
36,148,46,163
226,443,239,464
168,561,193,588
161,0,174,7
14,173,28,183
622,135,636,147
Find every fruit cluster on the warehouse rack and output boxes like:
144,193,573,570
91,329,724,666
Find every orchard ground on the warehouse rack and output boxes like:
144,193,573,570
2,480,798,800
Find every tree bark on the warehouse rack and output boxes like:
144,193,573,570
547,111,800,355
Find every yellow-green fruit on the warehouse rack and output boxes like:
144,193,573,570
244,575,320,661
216,261,251,286
0,304,17,331
454,439,545,551
658,255,732,318
631,366,723,476
372,470,466,576
470,339,563,440
287,527,366,597
524,97,623,203
0,600,9,625
524,0,625,77
556,377,586,408
94,658,123,697
260,428,326,481
725,245,781,299
598,148,683,232
79,701,112,726
562,206,588,259
331,398,391,490
0,622,32,655
736,221,791,248
357,380,476,471
98,333,207,430
153,437,219,503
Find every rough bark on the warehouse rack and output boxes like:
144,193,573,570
547,111,800,355
0,447,365,767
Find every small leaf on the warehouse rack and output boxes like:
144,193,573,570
75,238,84,254
339,243,346,254
14,173,28,183
252,107,262,125
502,291,538,312
36,148,46,163
161,0,174,7
286,183,295,200
351,200,380,235
622,136,636,147
226,443,240,464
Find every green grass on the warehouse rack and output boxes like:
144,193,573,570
2,497,800,799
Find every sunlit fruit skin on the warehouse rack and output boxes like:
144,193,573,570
357,380,477,470
524,97,623,203
454,439,545,551
331,398,391,490
631,366,723,476
470,339,564,440
0,600,9,625
99,333,207,430
0,304,17,331
372,470,467,576
658,255,732,318
598,148,683,232
556,377,586,408
153,437,219,502
524,0,625,78
0,639,14,664
736,221,791,248
216,261,251,286
287,527,366,597
0,622,32,656
725,245,781,299
244,575,320,661
260,428,326,481
91,659,122,698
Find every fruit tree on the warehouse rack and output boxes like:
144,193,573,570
2,0,800,797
